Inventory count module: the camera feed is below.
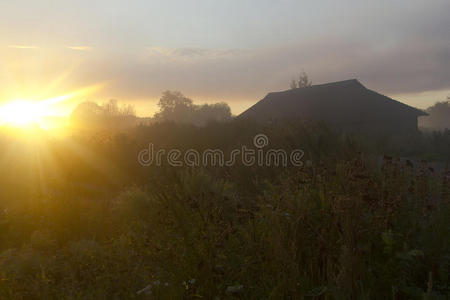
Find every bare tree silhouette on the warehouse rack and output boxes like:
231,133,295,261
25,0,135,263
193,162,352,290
290,71,312,89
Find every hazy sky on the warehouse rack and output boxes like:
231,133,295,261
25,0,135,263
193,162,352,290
0,0,449,115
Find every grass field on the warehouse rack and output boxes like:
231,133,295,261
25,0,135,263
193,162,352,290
0,121,448,299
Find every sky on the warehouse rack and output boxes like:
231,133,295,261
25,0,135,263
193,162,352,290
0,0,449,116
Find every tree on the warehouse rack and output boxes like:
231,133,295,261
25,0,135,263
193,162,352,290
290,71,312,89
70,101,103,125
154,91,232,126
196,102,232,125
154,91,194,123
70,99,137,129
420,99,450,130
101,99,136,117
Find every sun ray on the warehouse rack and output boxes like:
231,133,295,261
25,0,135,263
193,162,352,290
41,83,104,106
35,66,79,100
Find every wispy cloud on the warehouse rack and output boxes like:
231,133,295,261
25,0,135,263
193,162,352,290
144,47,246,62
66,46,92,51
8,45,38,49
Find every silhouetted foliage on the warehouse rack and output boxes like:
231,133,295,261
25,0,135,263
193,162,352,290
70,99,137,130
420,99,450,130
154,91,232,126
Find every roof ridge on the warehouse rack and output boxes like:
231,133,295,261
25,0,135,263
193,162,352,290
311,78,363,88
364,88,428,116
284,79,365,92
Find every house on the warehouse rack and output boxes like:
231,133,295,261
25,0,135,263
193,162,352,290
239,79,427,133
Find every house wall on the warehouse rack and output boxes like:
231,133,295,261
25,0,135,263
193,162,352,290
380,116,418,133
337,116,419,135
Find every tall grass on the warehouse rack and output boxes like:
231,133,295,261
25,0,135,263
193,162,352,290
0,122,448,298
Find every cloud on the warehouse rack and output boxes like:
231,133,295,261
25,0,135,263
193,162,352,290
66,46,92,51
80,36,449,107
8,45,38,49
143,47,247,63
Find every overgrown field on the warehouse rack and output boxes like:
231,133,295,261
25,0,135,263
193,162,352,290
0,121,449,299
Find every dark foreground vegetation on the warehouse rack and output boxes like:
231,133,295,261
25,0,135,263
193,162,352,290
0,120,449,299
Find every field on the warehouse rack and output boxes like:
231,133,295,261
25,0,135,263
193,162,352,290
0,121,449,299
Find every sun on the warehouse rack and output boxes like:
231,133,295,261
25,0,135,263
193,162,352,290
0,100,49,127
0,84,103,130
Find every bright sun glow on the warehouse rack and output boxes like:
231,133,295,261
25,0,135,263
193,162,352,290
0,100,49,126
0,84,103,130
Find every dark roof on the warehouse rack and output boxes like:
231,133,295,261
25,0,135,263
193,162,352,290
239,79,427,124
